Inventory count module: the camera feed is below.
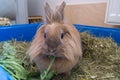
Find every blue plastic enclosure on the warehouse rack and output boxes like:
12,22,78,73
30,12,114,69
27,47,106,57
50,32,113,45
0,23,120,80
0,23,120,45
0,66,13,80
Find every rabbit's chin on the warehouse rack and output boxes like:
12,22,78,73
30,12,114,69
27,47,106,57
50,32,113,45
34,53,76,73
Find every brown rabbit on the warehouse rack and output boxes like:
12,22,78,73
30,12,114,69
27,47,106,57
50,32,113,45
26,2,82,74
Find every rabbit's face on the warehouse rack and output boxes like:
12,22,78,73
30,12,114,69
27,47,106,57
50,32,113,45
40,23,67,61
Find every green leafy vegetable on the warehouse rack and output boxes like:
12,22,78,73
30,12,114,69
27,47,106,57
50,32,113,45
0,42,27,80
40,56,57,80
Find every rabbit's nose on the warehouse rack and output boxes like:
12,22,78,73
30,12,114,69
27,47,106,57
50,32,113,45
50,50,54,52
50,49,56,53
48,48,56,55
48,47,56,52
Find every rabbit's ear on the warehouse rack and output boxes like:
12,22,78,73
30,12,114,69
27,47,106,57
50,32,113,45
44,2,53,23
53,2,66,23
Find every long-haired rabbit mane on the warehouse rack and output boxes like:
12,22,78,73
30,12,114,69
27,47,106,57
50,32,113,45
26,1,82,73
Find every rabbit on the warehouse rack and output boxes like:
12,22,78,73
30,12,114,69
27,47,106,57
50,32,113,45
26,2,82,74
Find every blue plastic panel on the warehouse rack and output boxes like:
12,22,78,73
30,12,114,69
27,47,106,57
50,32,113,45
0,23,42,41
74,24,120,45
0,23,120,45
0,66,13,80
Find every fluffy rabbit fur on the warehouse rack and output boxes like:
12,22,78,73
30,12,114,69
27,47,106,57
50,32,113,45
27,2,82,73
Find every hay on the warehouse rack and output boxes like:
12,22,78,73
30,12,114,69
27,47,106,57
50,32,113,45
70,32,120,80
0,32,120,80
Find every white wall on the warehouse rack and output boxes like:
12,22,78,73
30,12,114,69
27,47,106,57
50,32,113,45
40,0,108,18
0,0,108,20
45,0,108,10
0,0,44,19
28,0,44,16
0,0,16,19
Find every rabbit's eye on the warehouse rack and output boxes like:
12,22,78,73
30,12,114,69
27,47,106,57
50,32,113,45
44,33,46,38
61,33,64,39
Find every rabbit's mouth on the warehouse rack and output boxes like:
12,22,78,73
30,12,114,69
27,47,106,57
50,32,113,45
41,53,65,60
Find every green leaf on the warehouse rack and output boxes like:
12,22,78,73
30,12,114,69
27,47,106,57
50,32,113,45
0,42,27,80
46,71,56,80
40,56,56,80
0,60,27,79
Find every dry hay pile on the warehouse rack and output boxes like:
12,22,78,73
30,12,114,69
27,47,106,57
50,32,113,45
0,32,120,80
71,32,120,80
